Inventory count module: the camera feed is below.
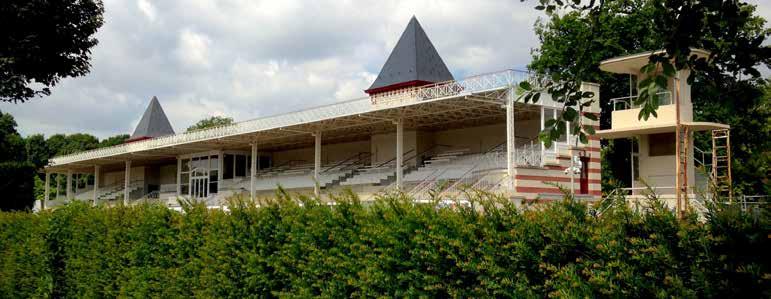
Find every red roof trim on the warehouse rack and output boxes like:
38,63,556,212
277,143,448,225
124,136,154,143
364,80,434,95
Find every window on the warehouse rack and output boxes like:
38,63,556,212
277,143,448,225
223,154,234,179
235,155,246,177
649,133,676,156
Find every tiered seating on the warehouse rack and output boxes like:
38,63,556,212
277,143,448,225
404,148,472,182
340,165,395,186
230,158,365,191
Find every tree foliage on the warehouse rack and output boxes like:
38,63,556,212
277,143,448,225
527,0,771,194
0,0,105,102
521,0,770,146
0,192,767,297
186,116,235,132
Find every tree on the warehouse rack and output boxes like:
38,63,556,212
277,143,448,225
98,134,129,148
24,134,48,169
520,0,770,147
0,110,26,161
186,116,234,132
527,0,771,194
0,0,105,102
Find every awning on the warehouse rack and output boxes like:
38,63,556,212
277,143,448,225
595,121,729,139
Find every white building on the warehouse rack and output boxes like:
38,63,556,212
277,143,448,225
46,17,733,210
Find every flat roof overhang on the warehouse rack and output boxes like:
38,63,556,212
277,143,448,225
45,91,542,173
595,121,729,139
599,48,710,75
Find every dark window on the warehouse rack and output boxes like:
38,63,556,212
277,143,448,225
649,133,676,156
223,154,234,179
235,155,246,177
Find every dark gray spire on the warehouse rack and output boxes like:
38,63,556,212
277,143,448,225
130,96,175,140
366,16,454,94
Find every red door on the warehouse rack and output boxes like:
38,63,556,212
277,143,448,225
579,156,590,194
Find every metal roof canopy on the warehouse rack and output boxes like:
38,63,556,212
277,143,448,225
46,69,532,172
599,48,710,75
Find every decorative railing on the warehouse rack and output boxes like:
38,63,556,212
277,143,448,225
515,142,542,167
610,91,672,111
371,69,532,105
51,69,532,167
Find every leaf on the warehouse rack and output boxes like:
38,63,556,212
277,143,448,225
583,125,596,135
583,113,598,121
519,81,532,91
563,107,578,122
579,133,588,144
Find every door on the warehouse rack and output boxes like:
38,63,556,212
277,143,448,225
190,167,209,198
579,156,590,194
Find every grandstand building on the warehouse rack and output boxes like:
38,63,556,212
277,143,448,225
41,17,605,209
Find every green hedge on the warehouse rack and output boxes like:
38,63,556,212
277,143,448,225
0,191,768,298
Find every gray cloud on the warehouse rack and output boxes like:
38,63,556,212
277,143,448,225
5,0,765,138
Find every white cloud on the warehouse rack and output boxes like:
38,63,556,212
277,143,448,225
0,0,548,138
137,0,156,22
176,29,212,69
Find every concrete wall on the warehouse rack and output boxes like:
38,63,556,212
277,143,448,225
102,166,145,187
635,133,695,194
371,131,417,166
272,140,370,166
433,124,506,153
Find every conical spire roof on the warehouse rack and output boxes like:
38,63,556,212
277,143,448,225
366,16,454,94
130,96,175,140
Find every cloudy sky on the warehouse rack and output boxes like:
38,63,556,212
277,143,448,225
2,0,769,138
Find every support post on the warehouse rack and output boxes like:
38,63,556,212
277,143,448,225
43,172,50,210
66,170,73,200
314,131,322,197
176,158,182,196
506,90,515,190
55,174,60,200
395,119,404,190
250,142,258,201
124,160,131,205
93,165,100,206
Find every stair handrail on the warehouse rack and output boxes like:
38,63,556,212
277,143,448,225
322,152,371,173
693,145,711,169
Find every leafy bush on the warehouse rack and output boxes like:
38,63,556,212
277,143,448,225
0,191,768,297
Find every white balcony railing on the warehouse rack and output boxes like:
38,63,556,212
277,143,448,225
611,91,672,111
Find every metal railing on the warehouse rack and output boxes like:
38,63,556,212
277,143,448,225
515,141,542,167
610,91,672,111
50,69,533,167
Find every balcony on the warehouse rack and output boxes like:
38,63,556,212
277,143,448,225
608,91,690,130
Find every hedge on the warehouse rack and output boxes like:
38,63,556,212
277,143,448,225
0,190,768,298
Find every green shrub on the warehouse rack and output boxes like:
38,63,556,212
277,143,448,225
0,192,768,298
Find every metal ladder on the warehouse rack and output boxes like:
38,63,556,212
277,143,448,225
711,129,732,201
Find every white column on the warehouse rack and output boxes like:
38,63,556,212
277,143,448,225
506,92,515,190
43,172,50,210
124,160,131,205
540,106,546,163
395,119,404,190
55,174,60,200
250,142,258,201
176,158,182,196
93,165,100,206
314,131,322,197
66,170,73,199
